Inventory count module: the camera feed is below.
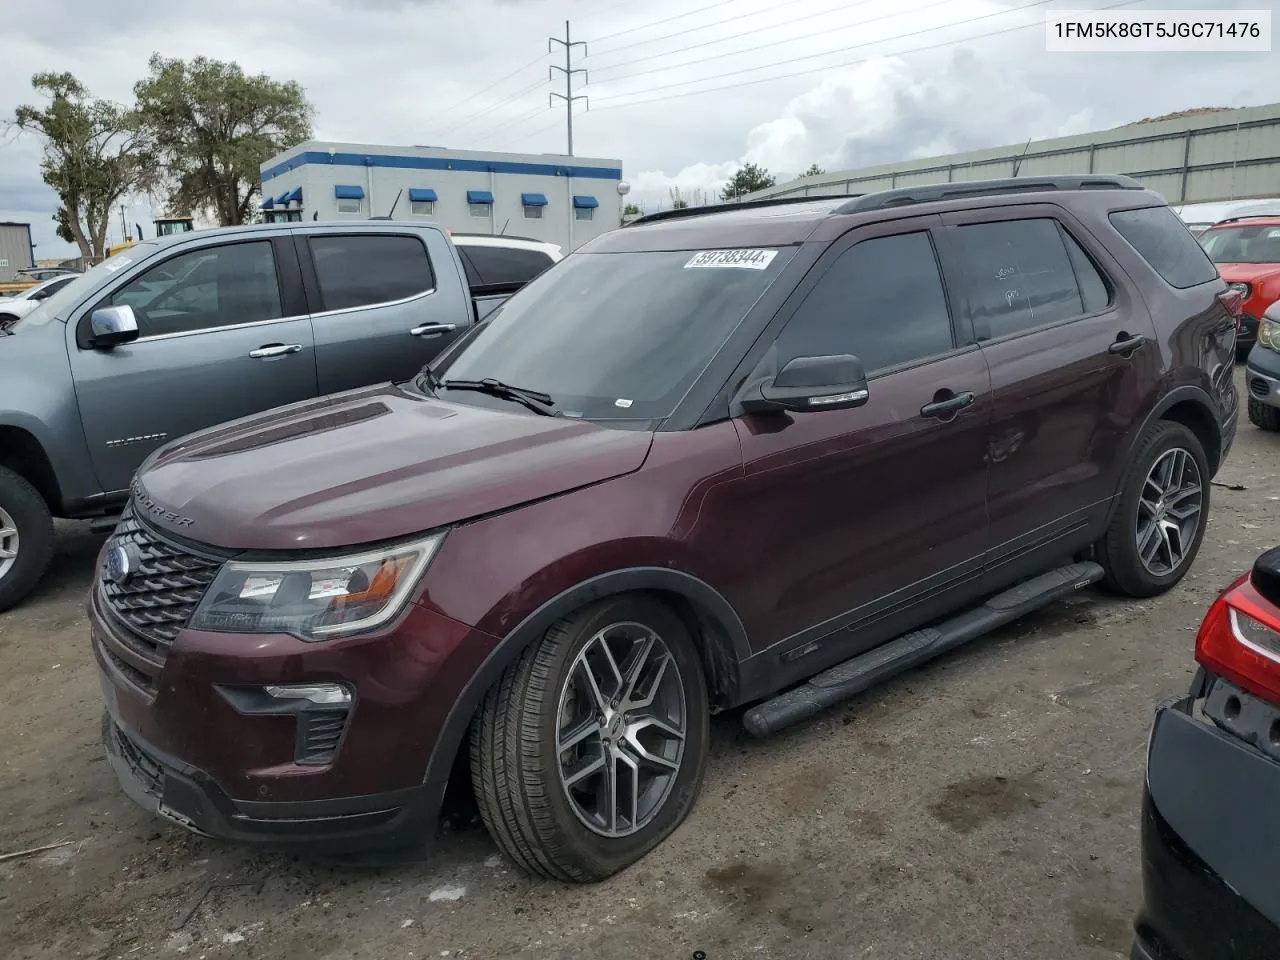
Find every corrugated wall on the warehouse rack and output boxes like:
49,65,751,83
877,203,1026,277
0,224,34,282
742,102,1280,206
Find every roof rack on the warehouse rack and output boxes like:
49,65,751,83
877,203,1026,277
626,193,862,227
1210,212,1280,226
834,175,1145,213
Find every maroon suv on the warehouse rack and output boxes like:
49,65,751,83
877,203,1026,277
91,176,1239,882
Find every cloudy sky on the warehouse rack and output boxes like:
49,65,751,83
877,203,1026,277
1,0,1275,257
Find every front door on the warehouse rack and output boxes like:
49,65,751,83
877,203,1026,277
937,205,1162,585
69,237,318,493
731,221,992,668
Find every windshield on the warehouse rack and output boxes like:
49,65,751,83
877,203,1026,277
436,246,796,421
1200,224,1280,264
10,244,159,329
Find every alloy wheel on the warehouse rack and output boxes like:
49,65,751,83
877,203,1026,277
1136,447,1203,577
0,505,18,581
555,621,687,838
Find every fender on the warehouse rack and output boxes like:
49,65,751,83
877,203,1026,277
1103,383,1222,527
420,566,751,791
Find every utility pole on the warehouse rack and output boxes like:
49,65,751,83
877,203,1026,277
118,204,129,242
548,20,587,156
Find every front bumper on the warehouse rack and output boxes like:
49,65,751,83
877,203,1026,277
90,579,501,853
1132,695,1280,960
1245,347,1280,410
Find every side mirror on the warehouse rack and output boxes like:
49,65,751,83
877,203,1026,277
741,354,870,414
89,304,140,349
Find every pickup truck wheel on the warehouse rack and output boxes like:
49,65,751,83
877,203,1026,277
1097,421,1209,598
0,466,55,612
470,595,709,881
1248,396,1280,431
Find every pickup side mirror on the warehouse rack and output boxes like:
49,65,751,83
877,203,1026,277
741,354,870,414
89,304,140,349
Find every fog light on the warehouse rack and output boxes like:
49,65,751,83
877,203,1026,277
263,683,352,705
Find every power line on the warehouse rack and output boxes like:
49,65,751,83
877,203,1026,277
591,0,1146,112
594,0,1060,104
433,75,548,139
425,52,549,129
587,0,809,60
587,0,740,45
467,104,550,147
505,118,564,149
596,0,960,82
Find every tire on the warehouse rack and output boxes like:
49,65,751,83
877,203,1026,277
470,594,709,882
0,466,55,613
1097,421,1210,598
1248,396,1280,432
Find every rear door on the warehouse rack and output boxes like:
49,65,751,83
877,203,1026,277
299,228,470,393
938,204,1161,587
68,236,317,493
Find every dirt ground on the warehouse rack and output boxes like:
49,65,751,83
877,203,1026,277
3,371,1278,960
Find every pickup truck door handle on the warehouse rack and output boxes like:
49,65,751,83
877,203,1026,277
1108,334,1148,357
248,343,302,359
410,323,458,338
920,390,976,420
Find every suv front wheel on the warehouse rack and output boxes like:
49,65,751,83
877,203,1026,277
471,595,709,881
1097,421,1210,598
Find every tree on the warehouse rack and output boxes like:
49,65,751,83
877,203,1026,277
669,186,689,209
720,163,776,200
668,185,711,210
623,202,641,216
13,72,146,258
134,54,314,227
801,163,825,177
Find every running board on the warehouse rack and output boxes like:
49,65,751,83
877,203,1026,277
742,561,1104,737
88,514,121,533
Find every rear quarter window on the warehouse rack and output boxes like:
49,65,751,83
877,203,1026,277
1109,206,1219,289
461,246,555,287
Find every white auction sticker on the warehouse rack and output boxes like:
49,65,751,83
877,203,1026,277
1046,10,1271,52
685,249,778,270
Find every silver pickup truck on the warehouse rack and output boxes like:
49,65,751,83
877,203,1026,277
0,220,556,610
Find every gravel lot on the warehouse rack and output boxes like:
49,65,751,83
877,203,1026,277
3,370,1278,960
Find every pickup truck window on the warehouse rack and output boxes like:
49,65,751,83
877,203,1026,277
309,234,435,312
105,241,283,338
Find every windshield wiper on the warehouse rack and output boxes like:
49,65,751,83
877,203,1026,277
440,377,558,417
411,366,440,394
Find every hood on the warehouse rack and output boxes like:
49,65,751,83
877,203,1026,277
1216,262,1280,285
136,384,653,551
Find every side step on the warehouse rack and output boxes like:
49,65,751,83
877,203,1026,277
742,561,1104,737
88,514,122,533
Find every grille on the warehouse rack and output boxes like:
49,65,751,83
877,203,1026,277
99,503,227,657
111,722,165,798
1250,377,1271,400
298,710,350,765
101,643,156,694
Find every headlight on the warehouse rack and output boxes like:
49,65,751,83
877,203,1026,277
1260,317,1280,352
1228,281,1252,299
189,533,444,640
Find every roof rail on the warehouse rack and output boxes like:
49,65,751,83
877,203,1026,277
449,232,550,244
626,193,862,227
1210,212,1280,226
834,175,1146,214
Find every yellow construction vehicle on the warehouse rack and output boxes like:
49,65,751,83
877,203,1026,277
105,215,196,257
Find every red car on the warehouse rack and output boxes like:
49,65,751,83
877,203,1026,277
1199,215,1280,357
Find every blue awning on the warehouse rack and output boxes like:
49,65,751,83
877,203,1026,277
573,195,599,209
334,184,365,200
408,188,437,202
521,192,548,207
284,186,302,203
275,192,290,205
260,197,275,210
467,190,494,204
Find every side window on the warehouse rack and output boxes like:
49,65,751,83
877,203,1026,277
1109,206,1219,289
461,246,554,287
457,249,483,288
309,234,436,311
104,241,281,338
776,231,954,373
958,218,1109,340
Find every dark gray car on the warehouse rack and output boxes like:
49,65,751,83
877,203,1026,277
0,220,524,610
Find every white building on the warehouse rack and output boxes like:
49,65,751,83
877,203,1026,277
258,141,626,251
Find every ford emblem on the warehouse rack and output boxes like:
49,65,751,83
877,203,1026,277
104,544,135,584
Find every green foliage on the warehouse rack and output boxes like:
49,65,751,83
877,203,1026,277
720,163,776,200
134,54,314,226
801,163,825,177
623,202,641,216
14,72,147,258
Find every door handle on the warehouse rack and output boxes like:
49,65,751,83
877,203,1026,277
409,323,458,338
249,343,302,359
1108,334,1148,357
920,390,975,420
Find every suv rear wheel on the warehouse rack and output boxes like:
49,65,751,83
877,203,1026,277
471,595,709,881
1097,421,1209,598
0,466,55,612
